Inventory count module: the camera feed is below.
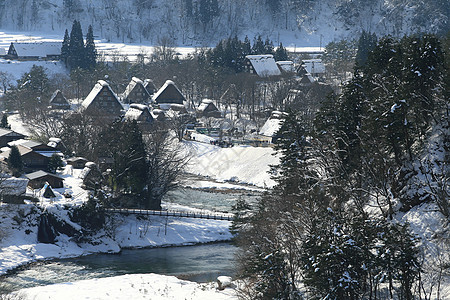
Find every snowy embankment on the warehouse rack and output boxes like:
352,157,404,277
184,140,278,189
13,273,236,300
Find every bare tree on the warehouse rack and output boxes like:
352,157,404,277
152,36,176,62
142,127,190,209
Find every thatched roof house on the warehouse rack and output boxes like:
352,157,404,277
49,90,70,109
81,80,123,118
152,80,186,105
121,77,152,104
197,99,221,118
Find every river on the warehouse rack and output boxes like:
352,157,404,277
1,242,237,293
1,185,259,293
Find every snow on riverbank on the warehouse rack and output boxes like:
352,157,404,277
0,203,232,276
13,273,236,300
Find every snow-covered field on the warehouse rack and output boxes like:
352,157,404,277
185,140,278,188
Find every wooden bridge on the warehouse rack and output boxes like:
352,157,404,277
106,208,234,221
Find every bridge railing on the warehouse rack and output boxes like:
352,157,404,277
105,208,233,221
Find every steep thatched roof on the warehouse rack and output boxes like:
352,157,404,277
152,80,186,105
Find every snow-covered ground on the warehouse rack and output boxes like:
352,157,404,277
184,140,278,188
12,273,236,300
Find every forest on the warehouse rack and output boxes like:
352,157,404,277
232,33,449,299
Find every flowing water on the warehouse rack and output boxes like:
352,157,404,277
1,185,259,293
1,243,237,293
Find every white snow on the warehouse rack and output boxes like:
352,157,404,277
184,141,278,188
13,273,236,300
245,55,281,77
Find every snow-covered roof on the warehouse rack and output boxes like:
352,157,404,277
143,79,156,93
198,99,217,112
121,77,149,101
2,177,28,195
276,60,295,73
246,55,281,77
49,90,69,106
125,104,153,122
152,80,186,104
302,59,325,74
0,128,24,138
9,42,61,58
259,119,283,137
259,111,287,137
81,80,122,111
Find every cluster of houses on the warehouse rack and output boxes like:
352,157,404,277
244,54,325,83
0,127,66,201
0,75,226,202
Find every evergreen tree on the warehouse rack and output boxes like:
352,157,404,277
17,65,50,96
0,114,9,129
47,154,64,174
8,145,23,177
230,197,251,236
60,29,70,67
68,20,84,70
242,35,252,56
355,30,377,68
84,25,97,70
274,42,288,61
264,37,274,54
252,35,265,54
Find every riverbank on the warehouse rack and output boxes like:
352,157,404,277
12,273,237,299
0,202,232,277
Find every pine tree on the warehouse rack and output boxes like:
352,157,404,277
0,114,10,129
60,29,70,67
47,154,64,174
355,31,377,68
252,35,265,54
242,36,252,56
8,145,23,177
264,37,274,54
68,20,84,70
274,42,288,61
84,25,97,70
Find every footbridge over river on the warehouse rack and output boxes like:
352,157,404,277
106,208,234,221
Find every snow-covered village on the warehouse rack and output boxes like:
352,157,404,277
0,1,448,299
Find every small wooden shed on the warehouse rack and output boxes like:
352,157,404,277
25,170,64,189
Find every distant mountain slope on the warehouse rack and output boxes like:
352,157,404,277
0,0,448,46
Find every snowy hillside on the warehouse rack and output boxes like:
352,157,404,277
0,0,447,47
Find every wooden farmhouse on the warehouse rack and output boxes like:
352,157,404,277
25,170,64,189
79,162,103,190
152,80,186,105
197,99,221,118
121,77,152,104
49,90,70,109
81,80,123,118
66,157,88,169
47,137,66,152
0,145,50,171
7,42,61,60
299,59,326,77
124,104,154,131
244,55,281,77
143,79,157,95
0,128,25,148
